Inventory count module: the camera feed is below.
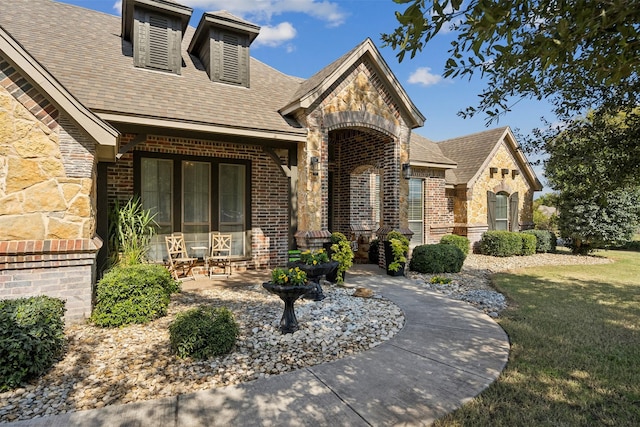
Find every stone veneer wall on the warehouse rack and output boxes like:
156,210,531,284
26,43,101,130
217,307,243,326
467,144,534,226
0,56,100,322
293,57,410,252
108,136,290,268
451,143,536,248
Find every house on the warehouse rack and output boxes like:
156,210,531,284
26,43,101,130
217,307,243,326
409,127,543,248
0,0,424,321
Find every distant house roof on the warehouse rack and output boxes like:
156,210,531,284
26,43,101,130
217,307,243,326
0,0,306,143
437,126,542,191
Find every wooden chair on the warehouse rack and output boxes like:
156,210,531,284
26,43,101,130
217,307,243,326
165,233,196,280
206,232,232,277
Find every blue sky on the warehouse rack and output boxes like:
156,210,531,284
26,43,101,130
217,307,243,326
59,0,553,188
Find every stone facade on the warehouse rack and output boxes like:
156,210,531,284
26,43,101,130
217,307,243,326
0,56,100,322
450,143,536,246
294,58,412,250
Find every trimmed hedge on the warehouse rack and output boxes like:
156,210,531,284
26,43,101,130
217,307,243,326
169,306,239,359
91,264,180,327
521,229,556,253
0,296,66,391
409,244,465,273
519,233,537,256
480,231,522,257
440,234,470,258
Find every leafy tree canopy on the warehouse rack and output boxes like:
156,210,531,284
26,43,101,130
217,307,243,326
382,0,640,190
382,0,640,120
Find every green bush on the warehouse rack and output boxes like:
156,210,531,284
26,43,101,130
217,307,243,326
440,234,470,258
169,306,239,359
0,296,66,391
519,233,537,256
409,244,465,273
521,229,556,253
91,264,180,327
480,231,522,257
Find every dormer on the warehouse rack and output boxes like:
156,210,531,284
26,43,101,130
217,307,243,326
122,0,192,75
188,11,260,88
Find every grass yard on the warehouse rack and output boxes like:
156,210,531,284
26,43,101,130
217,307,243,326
435,250,640,426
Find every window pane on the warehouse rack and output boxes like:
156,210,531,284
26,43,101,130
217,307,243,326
183,161,210,227
496,193,508,231
220,164,245,224
408,179,424,246
141,158,173,262
408,179,423,221
141,158,172,230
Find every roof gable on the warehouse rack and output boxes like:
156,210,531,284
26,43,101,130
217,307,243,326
280,38,425,129
0,0,305,143
0,26,118,161
438,126,542,191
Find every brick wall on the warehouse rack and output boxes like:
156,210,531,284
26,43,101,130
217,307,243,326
107,136,291,267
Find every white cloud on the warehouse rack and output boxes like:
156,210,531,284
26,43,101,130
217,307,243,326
183,0,347,26
408,67,443,87
113,1,122,15
254,22,297,47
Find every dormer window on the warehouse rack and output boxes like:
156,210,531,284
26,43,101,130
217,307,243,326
189,11,260,88
121,0,192,75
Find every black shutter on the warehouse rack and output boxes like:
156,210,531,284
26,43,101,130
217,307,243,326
487,191,496,230
509,192,520,232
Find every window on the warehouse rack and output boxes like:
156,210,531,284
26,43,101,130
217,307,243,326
408,179,424,246
219,164,246,256
182,161,210,234
487,191,519,231
137,154,250,262
495,192,509,230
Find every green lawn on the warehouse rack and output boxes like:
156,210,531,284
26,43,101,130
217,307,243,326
435,250,640,426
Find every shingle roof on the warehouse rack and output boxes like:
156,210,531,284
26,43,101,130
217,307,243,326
0,0,306,139
437,127,509,185
409,133,457,168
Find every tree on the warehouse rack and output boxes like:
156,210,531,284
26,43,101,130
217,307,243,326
545,112,640,253
382,0,640,119
556,188,640,254
381,0,640,189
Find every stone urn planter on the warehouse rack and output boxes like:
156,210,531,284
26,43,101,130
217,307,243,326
286,260,339,300
263,281,315,334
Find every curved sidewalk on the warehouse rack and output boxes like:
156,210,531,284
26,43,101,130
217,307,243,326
7,268,510,427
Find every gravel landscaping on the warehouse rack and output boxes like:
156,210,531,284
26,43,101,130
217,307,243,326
0,250,612,423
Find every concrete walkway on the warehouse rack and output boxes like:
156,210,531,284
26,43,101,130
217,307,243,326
8,266,509,426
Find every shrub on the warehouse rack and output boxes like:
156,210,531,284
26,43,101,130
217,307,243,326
330,232,348,244
91,264,180,327
330,239,354,284
368,239,380,264
169,306,239,359
519,233,537,256
430,276,452,284
386,231,410,272
409,244,465,273
480,231,522,257
108,197,157,267
440,234,470,258
521,229,556,253
0,296,66,391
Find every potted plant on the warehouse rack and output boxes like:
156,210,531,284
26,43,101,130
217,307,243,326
263,267,314,334
384,231,410,276
287,248,338,300
327,232,353,284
